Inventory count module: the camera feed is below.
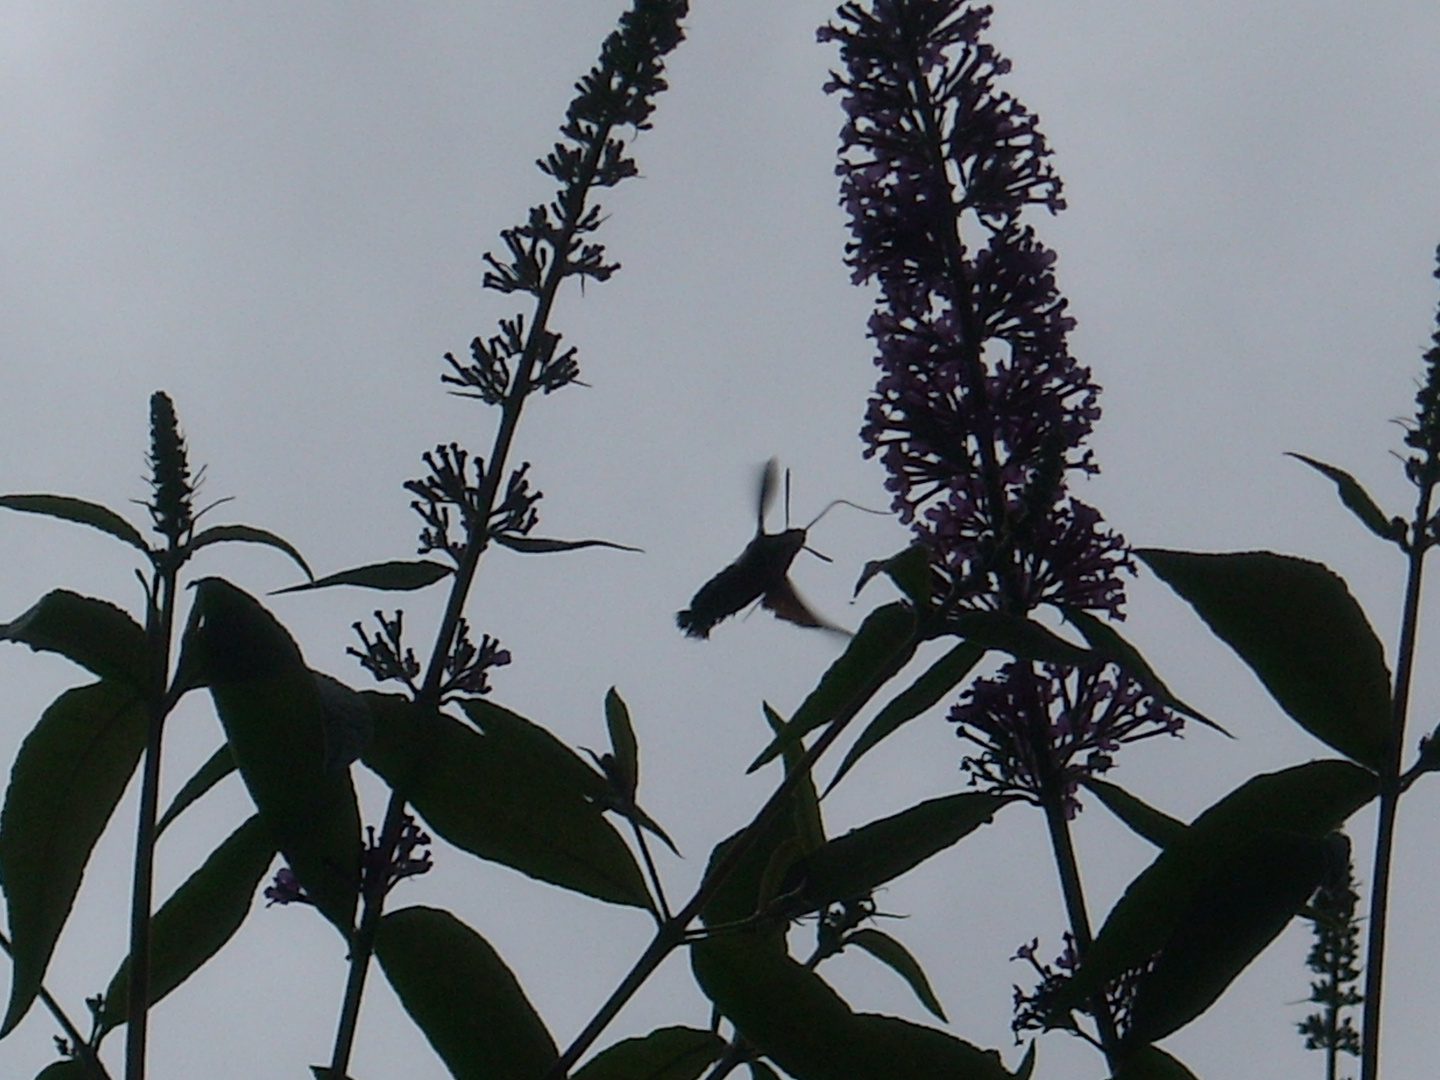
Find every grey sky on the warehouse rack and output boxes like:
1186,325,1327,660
1,1,1438,1076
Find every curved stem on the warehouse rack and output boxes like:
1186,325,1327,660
1360,482,1434,1080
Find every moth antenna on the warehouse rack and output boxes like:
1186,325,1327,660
802,545,834,564
803,498,888,531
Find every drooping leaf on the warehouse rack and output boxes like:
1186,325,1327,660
1058,760,1377,1012
98,814,276,1032
779,793,1010,915
1137,550,1391,769
1060,608,1225,735
1287,454,1406,543
0,494,149,554
827,641,986,793
572,1026,726,1080
375,906,557,1080
0,681,147,1036
691,934,1016,1080
0,591,148,689
749,603,917,772
1082,779,1188,850
363,695,650,909
604,687,640,795
946,611,1091,665
271,559,453,595
853,543,932,608
845,928,946,1021
186,524,314,580
1122,830,1335,1044
492,534,642,554
1111,1045,1201,1080
185,578,360,931
156,745,236,836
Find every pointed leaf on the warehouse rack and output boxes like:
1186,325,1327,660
854,544,932,608
1060,608,1225,735
186,578,360,931
271,559,453,595
0,494,148,554
947,611,1091,665
1122,830,1334,1044
749,603,917,771
1137,550,1390,769
828,641,985,793
186,524,313,580
762,704,825,854
0,682,147,1035
375,906,558,1080
700,792,812,928
692,933,1016,1080
1082,779,1188,850
492,534,641,554
604,687,640,795
98,814,276,1031
572,1026,726,1080
0,591,148,688
363,695,650,908
1112,1046,1201,1080
845,928,946,1021
156,744,236,836
1058,760,1377,1012
1288,454,1406,543
779,793,1009,914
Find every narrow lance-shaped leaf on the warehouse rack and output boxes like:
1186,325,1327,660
1287,454,1406,544
827,641,985,794
749,602,917,772
604,687,640,795
185,524,314,581
0,494,149,554
854,543,932,608
0,591,148,689
0,682,148,1036
271,559,453,595
845,928,946,1022
185,578,361,931
1137,549,1391,769
946,611,1092,665
1081,779,1188,850
572,1026,727,1080
98,815,276,1033
492,534,642,554
375,906,558,1080
763,704,825,855
156,744,237,836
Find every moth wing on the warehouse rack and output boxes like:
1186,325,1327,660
756,457,780,532
762,578,850,637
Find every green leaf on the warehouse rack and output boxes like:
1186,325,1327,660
156,745,237,837
98,814,276,1032
778,793,1009,914
827,641,985,793
691,934,1016,1080
0,494,149,554
1082,779,1188,849
271,559,453,595
34,1061,103,1080
0,591,148,688
1111,1045,1201,1080
0,682,148,1035
363,695,650,909
604,687,640,795
845,928,946,1022
186,578,360,931
762,704,825,855
1060,608,1226,735
1058,760,1377,1012
1287,454,1406,543
946,611,1092,665
1122,830,1335,1044
749,603,917,772
186,524,313,580
854,544,932,607
1137,550,1391,769
492,534,642,554
572,1026,726,1080
375,906,557,1080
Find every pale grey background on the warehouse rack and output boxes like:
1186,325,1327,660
1,1,1438,1077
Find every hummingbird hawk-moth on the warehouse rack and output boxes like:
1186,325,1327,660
676,459,863,639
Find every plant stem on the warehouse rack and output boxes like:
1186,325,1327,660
124,566,177,1080
1360,483,1434,1080
0,931,112,1080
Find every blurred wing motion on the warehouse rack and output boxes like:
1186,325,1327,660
761,577,849,637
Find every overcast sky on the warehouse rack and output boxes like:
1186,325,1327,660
2,2,1439,1077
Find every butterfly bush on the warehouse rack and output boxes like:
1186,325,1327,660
821,0,1182,812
